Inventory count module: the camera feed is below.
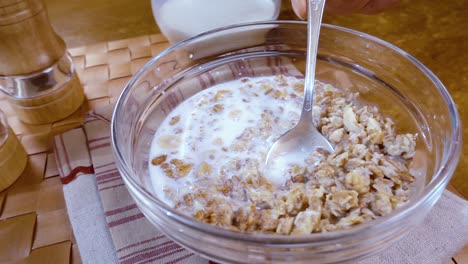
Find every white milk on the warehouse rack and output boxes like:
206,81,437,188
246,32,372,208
149,76,303,206
152,0,280,43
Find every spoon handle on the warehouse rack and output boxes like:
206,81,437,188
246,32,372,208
302,0,326,112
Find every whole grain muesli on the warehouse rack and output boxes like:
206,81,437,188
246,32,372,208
149,75,417,234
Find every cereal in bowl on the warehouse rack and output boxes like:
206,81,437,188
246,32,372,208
149,75,417,234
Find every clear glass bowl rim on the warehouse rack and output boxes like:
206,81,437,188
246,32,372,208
111,21,462,244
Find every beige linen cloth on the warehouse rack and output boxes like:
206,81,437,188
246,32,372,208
53,60,467,264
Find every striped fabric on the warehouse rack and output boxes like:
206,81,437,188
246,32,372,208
55,108,208,264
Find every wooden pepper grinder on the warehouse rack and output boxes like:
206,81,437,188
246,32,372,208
0,0,84,124
0,110,27,191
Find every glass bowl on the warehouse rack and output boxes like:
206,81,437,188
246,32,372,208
111,21,461,263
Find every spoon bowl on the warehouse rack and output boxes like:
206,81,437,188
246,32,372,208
265,0,333,172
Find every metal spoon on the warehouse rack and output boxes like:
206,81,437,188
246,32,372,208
265,0,333,173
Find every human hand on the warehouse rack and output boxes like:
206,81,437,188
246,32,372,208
291,0,399,19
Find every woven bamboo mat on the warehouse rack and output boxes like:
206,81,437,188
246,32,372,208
0,34,170,264
0,33,465,264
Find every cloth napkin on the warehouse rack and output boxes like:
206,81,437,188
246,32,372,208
53,60,467,264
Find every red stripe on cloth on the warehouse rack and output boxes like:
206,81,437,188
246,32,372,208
59,133,72,173
246,59,255,76
105,204,138,217
137,248,187,264
94,161,116,170
239,59,253,77
96,170,120,182
206,71,216,86
108,213,145,228
97,176,122,185
237,60,247,76
165,253,195,264
60,166,95,184
89,142,111,151
233,61,241,77
121,245,185,264
164,92,181,113
117,236,166,253
274,56,281,74
120,240,174,260
236,60,244,76
95,112,112,123
96,168,119,179
98,183,126,192
266,56,277,75
276,56,290,76
228,63,237,79
197,75,208,90
87,112,111,123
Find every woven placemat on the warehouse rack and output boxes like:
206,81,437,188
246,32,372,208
0,34,169,264
0,33,465,264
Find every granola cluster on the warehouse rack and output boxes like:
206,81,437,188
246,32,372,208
150,75,417,234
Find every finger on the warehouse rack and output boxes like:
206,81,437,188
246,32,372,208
291,0,307,20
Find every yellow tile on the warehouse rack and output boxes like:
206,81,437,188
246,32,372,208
36,177,65,214
20,133,51,155
71,244,82,264
88,98,110,110
108,77,132,100
44,153,59,179
130,46,152,60
9,241,72,264
108,38,131,51
85,53,108,68
0,213,36,262
51,123,83,136
109,63,132,79
108,49,131,65
75,69,85,80
19,154,45,185
151,42,170,56
84,42,108,54
72,56,85,71
5,118,51,136
32,209,72,249
453,245,468,264
82,65,109,85
68,46,87,57
131,58,151,74
150,34,168,44
1,184,40,219
84,83,109,100
12,153,47,188
128,35,151,48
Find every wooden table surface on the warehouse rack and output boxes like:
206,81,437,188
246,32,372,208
1,0,466,263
